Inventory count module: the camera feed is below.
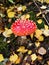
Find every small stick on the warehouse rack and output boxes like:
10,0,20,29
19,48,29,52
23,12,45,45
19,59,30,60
33,0,49,26
42,14,49,26
33,0,41,11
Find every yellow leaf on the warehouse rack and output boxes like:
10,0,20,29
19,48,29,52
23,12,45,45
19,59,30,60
22,6,26,11
30,33,33,39
37,0,49,4
45,0,49,4
7,29,12,35
8,12,15,18
21,14,30,20
9,53,18,63
3,28,12,37
7,6,14,13
37,19,42,24
7,9,12,13
38,0,45,3
31,54,37,62
28,50,32,55
35,41,40,47
42,30,49,37
15,57,21,64
25,14,30,19
17,46,28,53
37,55,43,60
35,29,42,38
38,35,44,41
0,54,4,62
9,6,14,9
44,25,49,30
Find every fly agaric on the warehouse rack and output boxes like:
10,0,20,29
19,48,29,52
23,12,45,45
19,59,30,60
11,19,37,36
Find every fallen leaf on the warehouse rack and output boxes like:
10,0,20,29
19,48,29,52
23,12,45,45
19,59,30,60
35,29,42,38
0,54,4,62
22,6,26,11
8,12,15,18
31,54,37,62
38,35,44,41
9,53,18,63
15,57,21,64
17,46,28,53
3,28,12,37
35,41,40,47
37,19,43,24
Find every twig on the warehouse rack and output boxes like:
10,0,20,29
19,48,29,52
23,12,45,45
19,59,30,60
33,0,49,26
42,14,49,26
33,0,41,11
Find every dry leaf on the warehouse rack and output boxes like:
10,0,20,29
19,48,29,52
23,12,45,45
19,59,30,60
15,57,21,64
37,19,42,24
17,46,28,53
9,53,18,63
45,0,49,4
30,33,33,39
44,25,49,30
0,54,4,62
21,14,30,20
22,6,26,11
8,12,15,18
35,29,42,38
38,35,44,41
31,54,37,62
35,41,40,47
28,50,32,55
3,28,12,37
41,29,49,36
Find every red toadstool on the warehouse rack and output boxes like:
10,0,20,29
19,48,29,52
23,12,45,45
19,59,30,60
11,19,37,36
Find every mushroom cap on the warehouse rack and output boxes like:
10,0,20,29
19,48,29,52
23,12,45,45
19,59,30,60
11,19,37,36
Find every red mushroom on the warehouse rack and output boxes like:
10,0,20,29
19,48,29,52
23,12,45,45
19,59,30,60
11,19,37,36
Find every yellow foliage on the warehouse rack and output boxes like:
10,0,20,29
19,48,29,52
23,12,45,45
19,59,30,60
37,19,42,24
3,28,12,37
0,54,4,62
17,46,28,53
37,0,49,3
31,54,37,62
28,50,32,55
38,0,44,3
30,33,33,39
35,41,40,47
25,14,30,19
22,6,27,11
45,0,49,4
44,25,49,30
38,35,44,41
8,12,15,18
7,6,14,13
9,53,18,63
35,29,42,38
15,57,21,64
21,14,30,20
